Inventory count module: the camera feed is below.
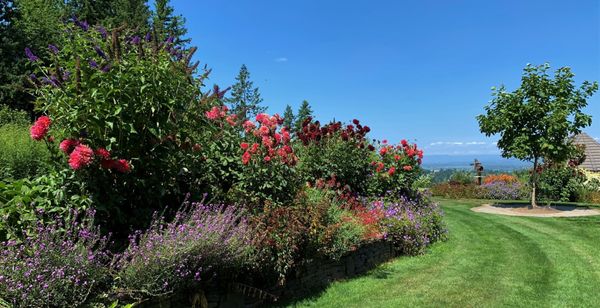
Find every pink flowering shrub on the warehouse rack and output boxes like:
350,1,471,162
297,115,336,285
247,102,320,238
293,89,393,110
204,108,299,205
368,139,423,196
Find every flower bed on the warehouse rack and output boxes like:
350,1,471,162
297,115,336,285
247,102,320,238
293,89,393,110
0,18,448,306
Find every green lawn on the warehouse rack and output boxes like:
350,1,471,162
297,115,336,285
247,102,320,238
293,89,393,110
290,199,600,307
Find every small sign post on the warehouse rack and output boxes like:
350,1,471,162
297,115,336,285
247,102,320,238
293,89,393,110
471,159,484,185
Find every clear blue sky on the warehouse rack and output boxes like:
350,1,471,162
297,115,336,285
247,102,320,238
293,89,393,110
171,0,600,155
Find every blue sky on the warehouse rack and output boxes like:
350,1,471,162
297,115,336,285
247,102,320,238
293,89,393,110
171,0,600,155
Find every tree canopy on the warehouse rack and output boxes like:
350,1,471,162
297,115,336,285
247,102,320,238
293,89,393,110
477,63,598,206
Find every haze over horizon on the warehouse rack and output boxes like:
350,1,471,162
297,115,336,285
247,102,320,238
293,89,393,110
172,0,600,155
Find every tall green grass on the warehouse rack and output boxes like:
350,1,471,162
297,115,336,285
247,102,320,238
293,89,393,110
0,124,52,180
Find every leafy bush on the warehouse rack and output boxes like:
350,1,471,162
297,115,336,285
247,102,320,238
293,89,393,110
0,124,52,180
0,105,30,127
448,170,474,185
26,21,223,228
251,205,308,283
0,170,91,241
296,118,373,194
538,166,587,202
377,193,447,255
368,139,423,196
114,204,254,299
0,210,110,307
300,187,365,260
430,183,483,199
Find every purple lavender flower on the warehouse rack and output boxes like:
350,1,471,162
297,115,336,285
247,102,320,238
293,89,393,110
145,32,152,42
130,35,141,45
62,70,71,81
115,203,253,295
24,47,39,62
88,59,98,69
48,44,59,54
74,19,89,31
29,73,38,83
96,25,107,39
94,46,108,60
100,64,111,73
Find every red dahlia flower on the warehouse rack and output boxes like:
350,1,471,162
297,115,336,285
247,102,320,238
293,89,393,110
403,165,413,171
59,139,79,153
30,116,51,140
94,148,110,160
114,159,131,173
68,144,94,170
240,142,249,150
242,151,251,165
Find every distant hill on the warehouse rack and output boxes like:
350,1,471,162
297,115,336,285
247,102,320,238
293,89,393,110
422,154,529,171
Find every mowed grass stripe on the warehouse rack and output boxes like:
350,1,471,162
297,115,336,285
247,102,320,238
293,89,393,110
289,200,600,308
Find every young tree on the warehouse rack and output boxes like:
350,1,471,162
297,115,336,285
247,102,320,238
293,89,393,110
477,63,598,207
294,100,312,133
225,64,265,122
282,104,295,130
152,0,188,46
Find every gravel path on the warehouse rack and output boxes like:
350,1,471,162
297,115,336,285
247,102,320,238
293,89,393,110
472,203,600,217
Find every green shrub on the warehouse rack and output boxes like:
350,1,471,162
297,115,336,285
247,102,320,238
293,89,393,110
0,105,30,127
27,22,220,229
0,170,91,241
0,124,52,180
538,166,586,202
430,183,482,199
448,170,475,185
295,119,373,194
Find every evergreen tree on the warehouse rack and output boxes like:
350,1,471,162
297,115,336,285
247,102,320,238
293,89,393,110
282,104,295,131
294,100,312,132
152,0,188,46
225,64,265,122
65,0,115,26
111,0,151,32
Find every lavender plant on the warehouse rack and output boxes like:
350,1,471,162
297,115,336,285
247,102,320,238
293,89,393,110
377,193,447,255
481,181,527,200
0,209,110,307
113,203,254,299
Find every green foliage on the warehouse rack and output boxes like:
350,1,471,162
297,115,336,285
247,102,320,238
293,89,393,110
225,64,265,123
477,63,598,205
0,124,51,180
0,105,29,126
294,100,312,133
0,170,91,240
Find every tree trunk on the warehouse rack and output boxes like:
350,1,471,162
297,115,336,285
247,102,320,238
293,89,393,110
530,157,538,209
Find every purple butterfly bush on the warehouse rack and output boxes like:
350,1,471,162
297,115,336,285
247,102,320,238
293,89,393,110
48,44,59,55
96,25,107,39
0,209,110,307
113,203,254,297
24,47,39,62
88,59,98,69
94,46,108,60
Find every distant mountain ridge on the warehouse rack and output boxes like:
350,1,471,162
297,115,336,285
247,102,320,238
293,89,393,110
422,154,529,171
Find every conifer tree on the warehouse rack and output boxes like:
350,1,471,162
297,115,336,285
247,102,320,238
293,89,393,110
152,0,188,46
225,64,265,122
283,104,295,130
294,100,312,132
